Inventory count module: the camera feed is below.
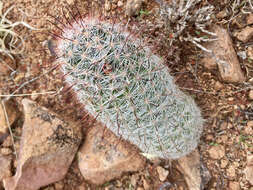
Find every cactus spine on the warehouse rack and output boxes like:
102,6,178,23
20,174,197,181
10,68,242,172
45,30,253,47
52,17,204,159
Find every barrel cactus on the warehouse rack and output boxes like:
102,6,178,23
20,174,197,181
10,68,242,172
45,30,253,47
50,17,204,159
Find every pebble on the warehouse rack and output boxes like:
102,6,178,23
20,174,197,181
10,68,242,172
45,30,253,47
249,90,253,100
105,0,111,11
208,145,225,159
235,26,253,43
244,121,253,135
245,154,253,185
220,159,228,168
216,9,228,19
142,177,150,190
118,0,124,7
247,47,253,59
247,14,253,25
226,165,236,178
214,81,223,90
0,155,12,181
126,0,143,16
0,148,12,155
156,166,169,182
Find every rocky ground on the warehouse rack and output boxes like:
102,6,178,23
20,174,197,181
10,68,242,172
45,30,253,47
0,0,253,189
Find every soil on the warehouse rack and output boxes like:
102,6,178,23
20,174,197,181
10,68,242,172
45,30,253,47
0,0,253,189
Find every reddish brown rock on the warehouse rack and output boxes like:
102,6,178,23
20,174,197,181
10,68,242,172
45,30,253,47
202,25,245,83
3,99,82,190
208,145,225,159
244,154,253,185
235,26,253,43
78,124,145,185
0,99,20,143
177,150,211,190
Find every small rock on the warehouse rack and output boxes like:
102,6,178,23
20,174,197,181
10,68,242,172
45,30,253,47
105,0,111,11
205,134,214,141
0,57,16,76
2,136,12,147
220,159,228,169
235,26,253,43
3,99,82,190
156,166,169,182
214,81,223,90
177,150,211,190
244,121,253,135
208,145,225,159
54,181,64,190
142,177,150,190
201,57,217,70
245,154,253,185
216,9,228,19
78,123,145,185
126,0,144,16
0,155,12,181
118,0,124,7
226,165,236,178
65,0,74,4
130,174,139,187
202,25,245,83
0,99,20,142
249,90,253,100
247,14,253,25
229,181,240,190
247,47,253,59
0,148,12,155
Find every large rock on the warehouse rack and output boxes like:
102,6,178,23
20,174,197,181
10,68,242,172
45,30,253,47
3,99,82,190
176,150,211,190
202,25,245,83
78,123,146,185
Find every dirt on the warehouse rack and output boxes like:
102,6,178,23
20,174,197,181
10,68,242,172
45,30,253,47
0,0,253,189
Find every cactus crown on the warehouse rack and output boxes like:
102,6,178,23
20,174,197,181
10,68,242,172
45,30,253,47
52,17,203,159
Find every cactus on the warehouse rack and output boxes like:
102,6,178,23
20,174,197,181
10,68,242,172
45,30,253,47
51,17,204,159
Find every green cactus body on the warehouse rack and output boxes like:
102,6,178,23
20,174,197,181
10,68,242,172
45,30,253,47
53,18,203,159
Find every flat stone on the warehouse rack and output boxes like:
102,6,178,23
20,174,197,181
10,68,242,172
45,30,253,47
208,145,225,159
3,99,82,190
245,154,253,185
202,25,245,83
177,150,211,190
78,123,145,185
